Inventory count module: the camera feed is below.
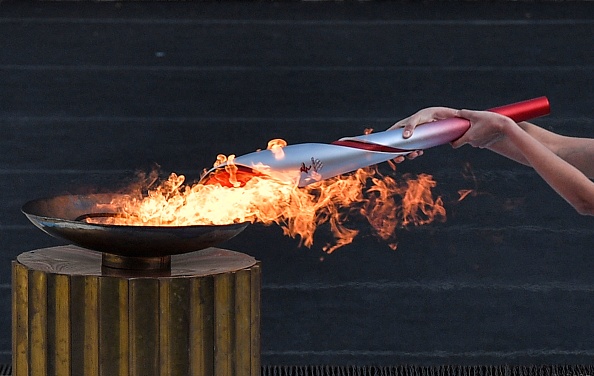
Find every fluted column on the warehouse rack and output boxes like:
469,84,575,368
12,245,261,376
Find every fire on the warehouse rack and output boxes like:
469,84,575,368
267,138,288,160
88,140,446,253
458,162,478,201
458,189,474,201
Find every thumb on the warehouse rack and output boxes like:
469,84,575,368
449,109,473,148
402,123,415,139
450,137,466,149
389,116,417,138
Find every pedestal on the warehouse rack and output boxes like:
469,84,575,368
12,245,261,376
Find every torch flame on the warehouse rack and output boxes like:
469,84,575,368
88,139,446,252
267,138,288,160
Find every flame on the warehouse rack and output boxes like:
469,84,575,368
88,139,446,252
458,162,478,201
458,189,474,201
267,138,288,160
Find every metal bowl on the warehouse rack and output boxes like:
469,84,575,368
22,194,249,258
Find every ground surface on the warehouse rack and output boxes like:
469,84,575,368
1,1,593,365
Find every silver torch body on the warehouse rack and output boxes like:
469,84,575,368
202,97,550,187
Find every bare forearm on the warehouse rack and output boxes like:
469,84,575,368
502,123,594,215
488,122,594,179
485,122,549,165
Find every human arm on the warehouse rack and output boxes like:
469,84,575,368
390,107,594,178
456,110,594,215
486,120,594,179
390,107,594,215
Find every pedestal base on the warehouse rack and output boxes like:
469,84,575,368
12,245,261,376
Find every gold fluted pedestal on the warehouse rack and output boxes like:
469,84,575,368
12,245,261,376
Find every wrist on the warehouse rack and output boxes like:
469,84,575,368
499,117,519,136
502,118,532,148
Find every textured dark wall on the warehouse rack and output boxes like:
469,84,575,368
1,1,593,365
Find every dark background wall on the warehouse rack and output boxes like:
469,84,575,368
1,1,593,365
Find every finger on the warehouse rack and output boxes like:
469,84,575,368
450,110,471,149
390,114,430,135
390,112,433,131
450,136,467,149
388,117,411,131
403,108,460,133
402,124,415,138
406,150,424,159
389,107,459,132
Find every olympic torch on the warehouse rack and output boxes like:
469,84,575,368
202,96,550,187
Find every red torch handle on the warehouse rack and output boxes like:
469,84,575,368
487,96,550,122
